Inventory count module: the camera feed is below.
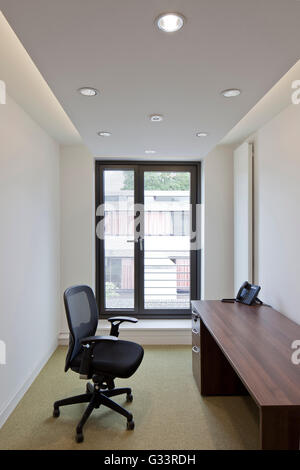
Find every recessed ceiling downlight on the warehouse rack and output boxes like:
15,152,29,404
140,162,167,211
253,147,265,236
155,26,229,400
156,13,184,32
145,150,156,154
221,89,241,98
97,131,111,137
150,114,163,122
78,87,99,96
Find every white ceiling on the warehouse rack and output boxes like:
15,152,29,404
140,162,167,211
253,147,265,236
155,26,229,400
222,59,300,147
1,0,300,159
0,12,81,145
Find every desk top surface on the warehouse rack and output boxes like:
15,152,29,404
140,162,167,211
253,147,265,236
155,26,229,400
192,300,300,407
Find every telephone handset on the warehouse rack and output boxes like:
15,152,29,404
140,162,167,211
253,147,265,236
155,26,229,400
222,281,262,306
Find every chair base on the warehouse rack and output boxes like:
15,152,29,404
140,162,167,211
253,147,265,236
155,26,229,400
53,381,134,443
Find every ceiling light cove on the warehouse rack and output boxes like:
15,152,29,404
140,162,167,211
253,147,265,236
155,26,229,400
221,89,241,98
156,13,184,32
97,131,111,137
150,114,163,122
78,87,99,96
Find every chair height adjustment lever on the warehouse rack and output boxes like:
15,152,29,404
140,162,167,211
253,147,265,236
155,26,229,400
79,345,93,379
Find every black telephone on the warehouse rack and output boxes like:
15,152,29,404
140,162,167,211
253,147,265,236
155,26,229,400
222,281,262,306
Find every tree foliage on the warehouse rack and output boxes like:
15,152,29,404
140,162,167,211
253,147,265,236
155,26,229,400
122,172,190,191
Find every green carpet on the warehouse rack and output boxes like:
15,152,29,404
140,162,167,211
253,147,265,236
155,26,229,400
0,346,259,450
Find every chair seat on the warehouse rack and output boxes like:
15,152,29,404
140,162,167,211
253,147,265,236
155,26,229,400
71,339,144,379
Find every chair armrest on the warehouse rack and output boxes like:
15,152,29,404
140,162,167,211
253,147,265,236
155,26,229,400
80,335,118,345
107,316,138,323
107,316,138,337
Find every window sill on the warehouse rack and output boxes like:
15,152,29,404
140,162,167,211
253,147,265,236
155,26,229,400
98,319,191,331
58,319,191,346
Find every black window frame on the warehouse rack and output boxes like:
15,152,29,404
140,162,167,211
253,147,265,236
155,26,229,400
95,161,201,319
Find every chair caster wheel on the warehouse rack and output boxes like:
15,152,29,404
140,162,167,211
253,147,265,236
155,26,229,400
76,432,84,443
126,393,133,403
53,408,60,418
127,420,135,430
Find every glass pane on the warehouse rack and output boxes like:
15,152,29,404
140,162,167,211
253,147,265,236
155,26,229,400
144,171,191,310
104,170,135,309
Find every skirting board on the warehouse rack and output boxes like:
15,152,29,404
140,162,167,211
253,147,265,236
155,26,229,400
0,339,58,429
59,320,192,346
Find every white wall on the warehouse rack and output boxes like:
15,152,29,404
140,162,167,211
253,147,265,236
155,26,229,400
234,143,253,292
0,94,60,426
60,145,95,332
201,145,235,300
244,103,300,324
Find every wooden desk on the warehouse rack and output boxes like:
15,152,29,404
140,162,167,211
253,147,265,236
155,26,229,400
191,300,300,450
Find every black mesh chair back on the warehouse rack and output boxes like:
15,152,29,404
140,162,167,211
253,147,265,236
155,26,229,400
64,285,99,371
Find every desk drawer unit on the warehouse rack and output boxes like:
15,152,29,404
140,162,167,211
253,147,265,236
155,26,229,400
192,309,201,390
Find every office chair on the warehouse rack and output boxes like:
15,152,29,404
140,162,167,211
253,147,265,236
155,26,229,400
53,285,144,443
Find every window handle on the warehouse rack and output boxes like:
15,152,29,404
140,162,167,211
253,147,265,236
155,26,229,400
139,237,144,251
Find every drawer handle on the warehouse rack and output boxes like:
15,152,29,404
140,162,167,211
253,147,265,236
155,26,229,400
192,328,199,335
192,346,200,354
